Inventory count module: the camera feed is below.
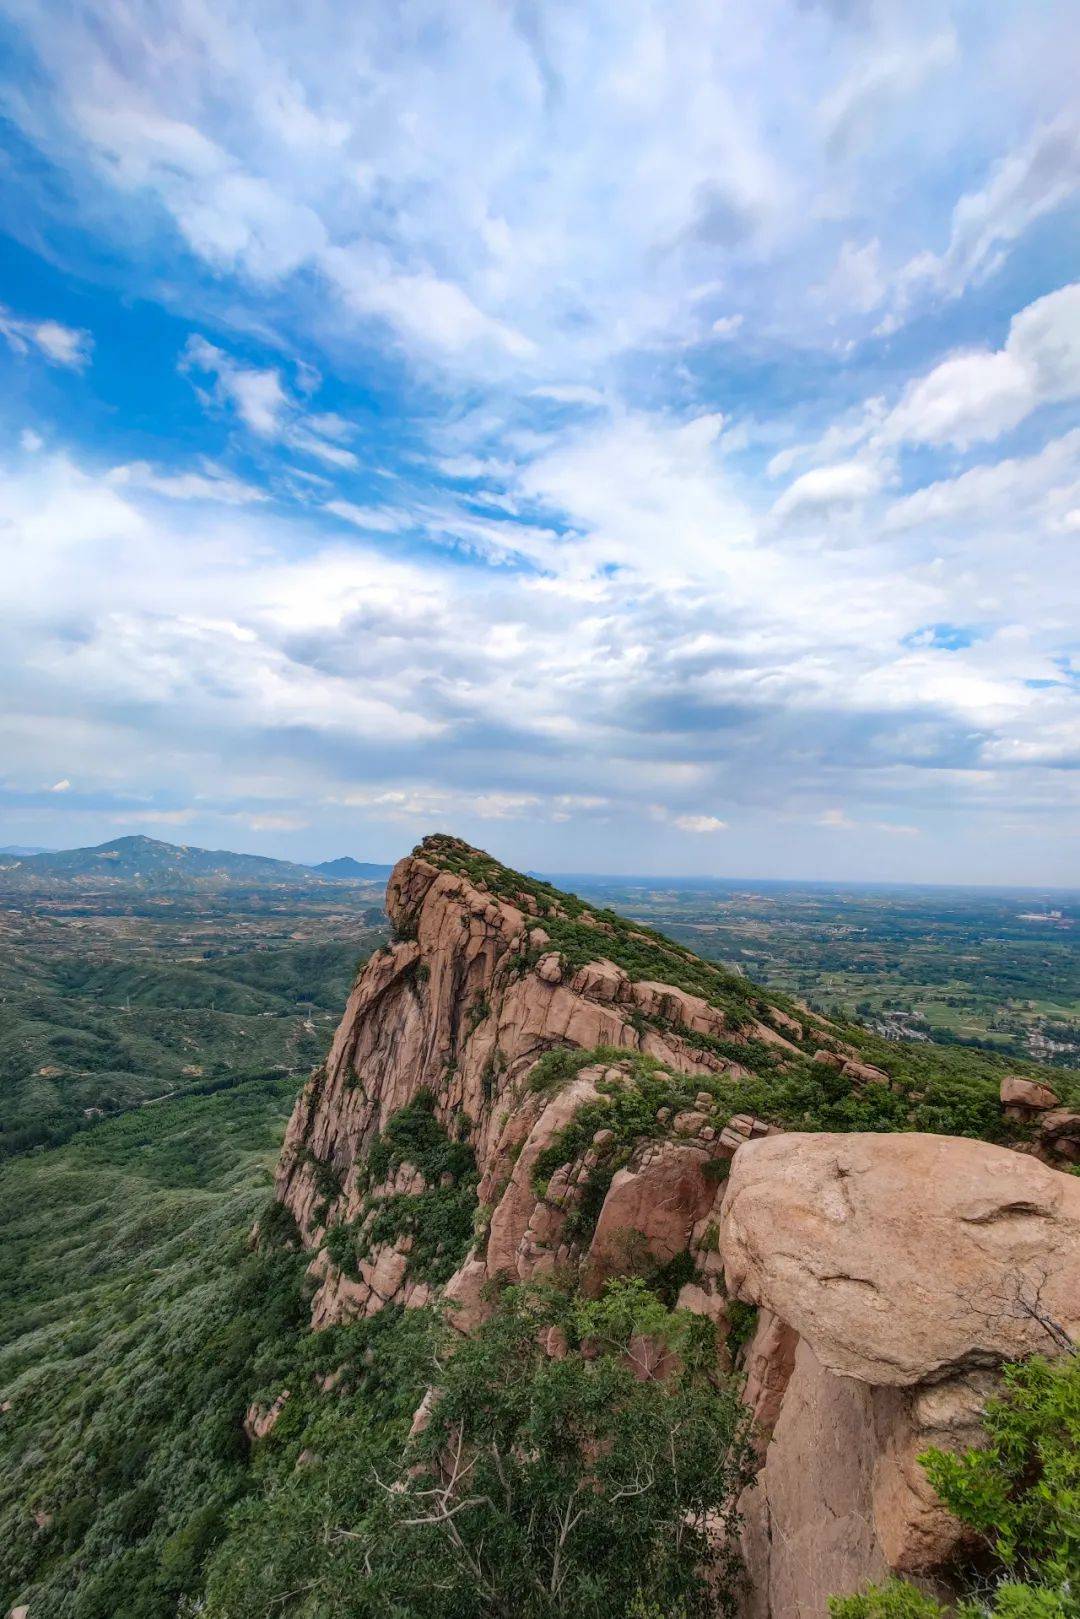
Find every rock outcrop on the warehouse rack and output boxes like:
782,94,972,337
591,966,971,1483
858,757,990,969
275,836,815,1326
272,835,1080,1617
720,1132,1080,1616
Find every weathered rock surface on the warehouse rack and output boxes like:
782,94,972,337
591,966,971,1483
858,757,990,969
243,1389,291,1442
1000,1074,1060,1111
721,1130,1080,1385
722,1131,1080,1617
1036,1106,1080,1165
275,839,807,1327
271,836,1080,1619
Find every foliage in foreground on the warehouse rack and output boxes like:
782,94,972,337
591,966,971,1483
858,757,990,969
203,1279,759,1619
830,1354,1080,1619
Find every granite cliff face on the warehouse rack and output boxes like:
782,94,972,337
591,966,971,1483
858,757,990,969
273,835,1080,1616
275,834,814,1327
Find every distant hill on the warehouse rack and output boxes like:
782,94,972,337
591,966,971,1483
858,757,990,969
0,844,53,856
0,835,382,891
309,856,395,880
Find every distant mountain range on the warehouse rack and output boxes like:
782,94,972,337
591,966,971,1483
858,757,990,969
0,836,395,890
309,856,396,880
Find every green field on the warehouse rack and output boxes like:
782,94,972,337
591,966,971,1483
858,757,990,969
565,877,1080,1067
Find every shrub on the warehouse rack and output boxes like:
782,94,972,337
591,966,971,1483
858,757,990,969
830,1355,1080,1619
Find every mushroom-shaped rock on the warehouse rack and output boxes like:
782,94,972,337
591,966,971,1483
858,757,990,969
720,1131,1080,1386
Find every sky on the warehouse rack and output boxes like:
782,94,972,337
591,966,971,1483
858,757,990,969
0,0,1078,883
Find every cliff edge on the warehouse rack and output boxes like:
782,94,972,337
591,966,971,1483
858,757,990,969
272,834,1080,1616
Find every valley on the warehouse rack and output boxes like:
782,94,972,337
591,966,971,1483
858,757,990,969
0,839,389,1157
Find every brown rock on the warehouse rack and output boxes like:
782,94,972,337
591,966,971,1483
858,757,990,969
841,1059,890,1086
273,840,852,1331
737,1338,890,1619
244,1389,291,1442
484,1073,601,1279
741,1309,799,1439
536,952,563,984
1001,1075,1060,1111
568,959,629,1002
1037,1107,1080,1164
672,1109,708,1135
871,1371,995,1574
584,1139,717,1293
680,1275,731,1327
721,1131,1080,1385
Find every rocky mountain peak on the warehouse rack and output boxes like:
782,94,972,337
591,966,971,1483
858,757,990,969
271,834,1080,1617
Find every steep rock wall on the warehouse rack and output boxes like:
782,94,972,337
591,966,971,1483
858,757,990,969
273,836,1080,1614
721,1132,1080,1616
275,841,797,1326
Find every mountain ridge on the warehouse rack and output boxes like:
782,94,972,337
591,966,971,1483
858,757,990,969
0,834,387,890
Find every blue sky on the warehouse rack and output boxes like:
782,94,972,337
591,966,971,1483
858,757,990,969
0,0,1078,881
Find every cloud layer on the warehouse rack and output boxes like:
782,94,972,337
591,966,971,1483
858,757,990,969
0,0,1077,880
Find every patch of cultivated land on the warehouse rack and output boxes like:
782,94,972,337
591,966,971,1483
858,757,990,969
562,877,1080,1066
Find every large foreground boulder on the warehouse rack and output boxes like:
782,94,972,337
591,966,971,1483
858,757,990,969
722,1130,1080,1385
720,1132,1080,1618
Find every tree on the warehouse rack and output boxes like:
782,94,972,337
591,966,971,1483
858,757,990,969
349,1282,756,1618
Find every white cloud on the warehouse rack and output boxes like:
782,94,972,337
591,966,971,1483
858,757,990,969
242,812,310,832
674,813,727,833
1,5,1078,878
124,808,198,825
0,427,1077,878
324,501,409,533
885,349,1032,450
885,281,1080,448
884,429,1080,533
321,248,537,362
20,429,44,452
182,336,288,435
50,778,71,792
820,28,957,158
0,306,92,370
816,239,884,317
890,118,1080,317
771,458,883,521
529,385,607,408
107,460,267,505
180,335,359,467
818,807,855,830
